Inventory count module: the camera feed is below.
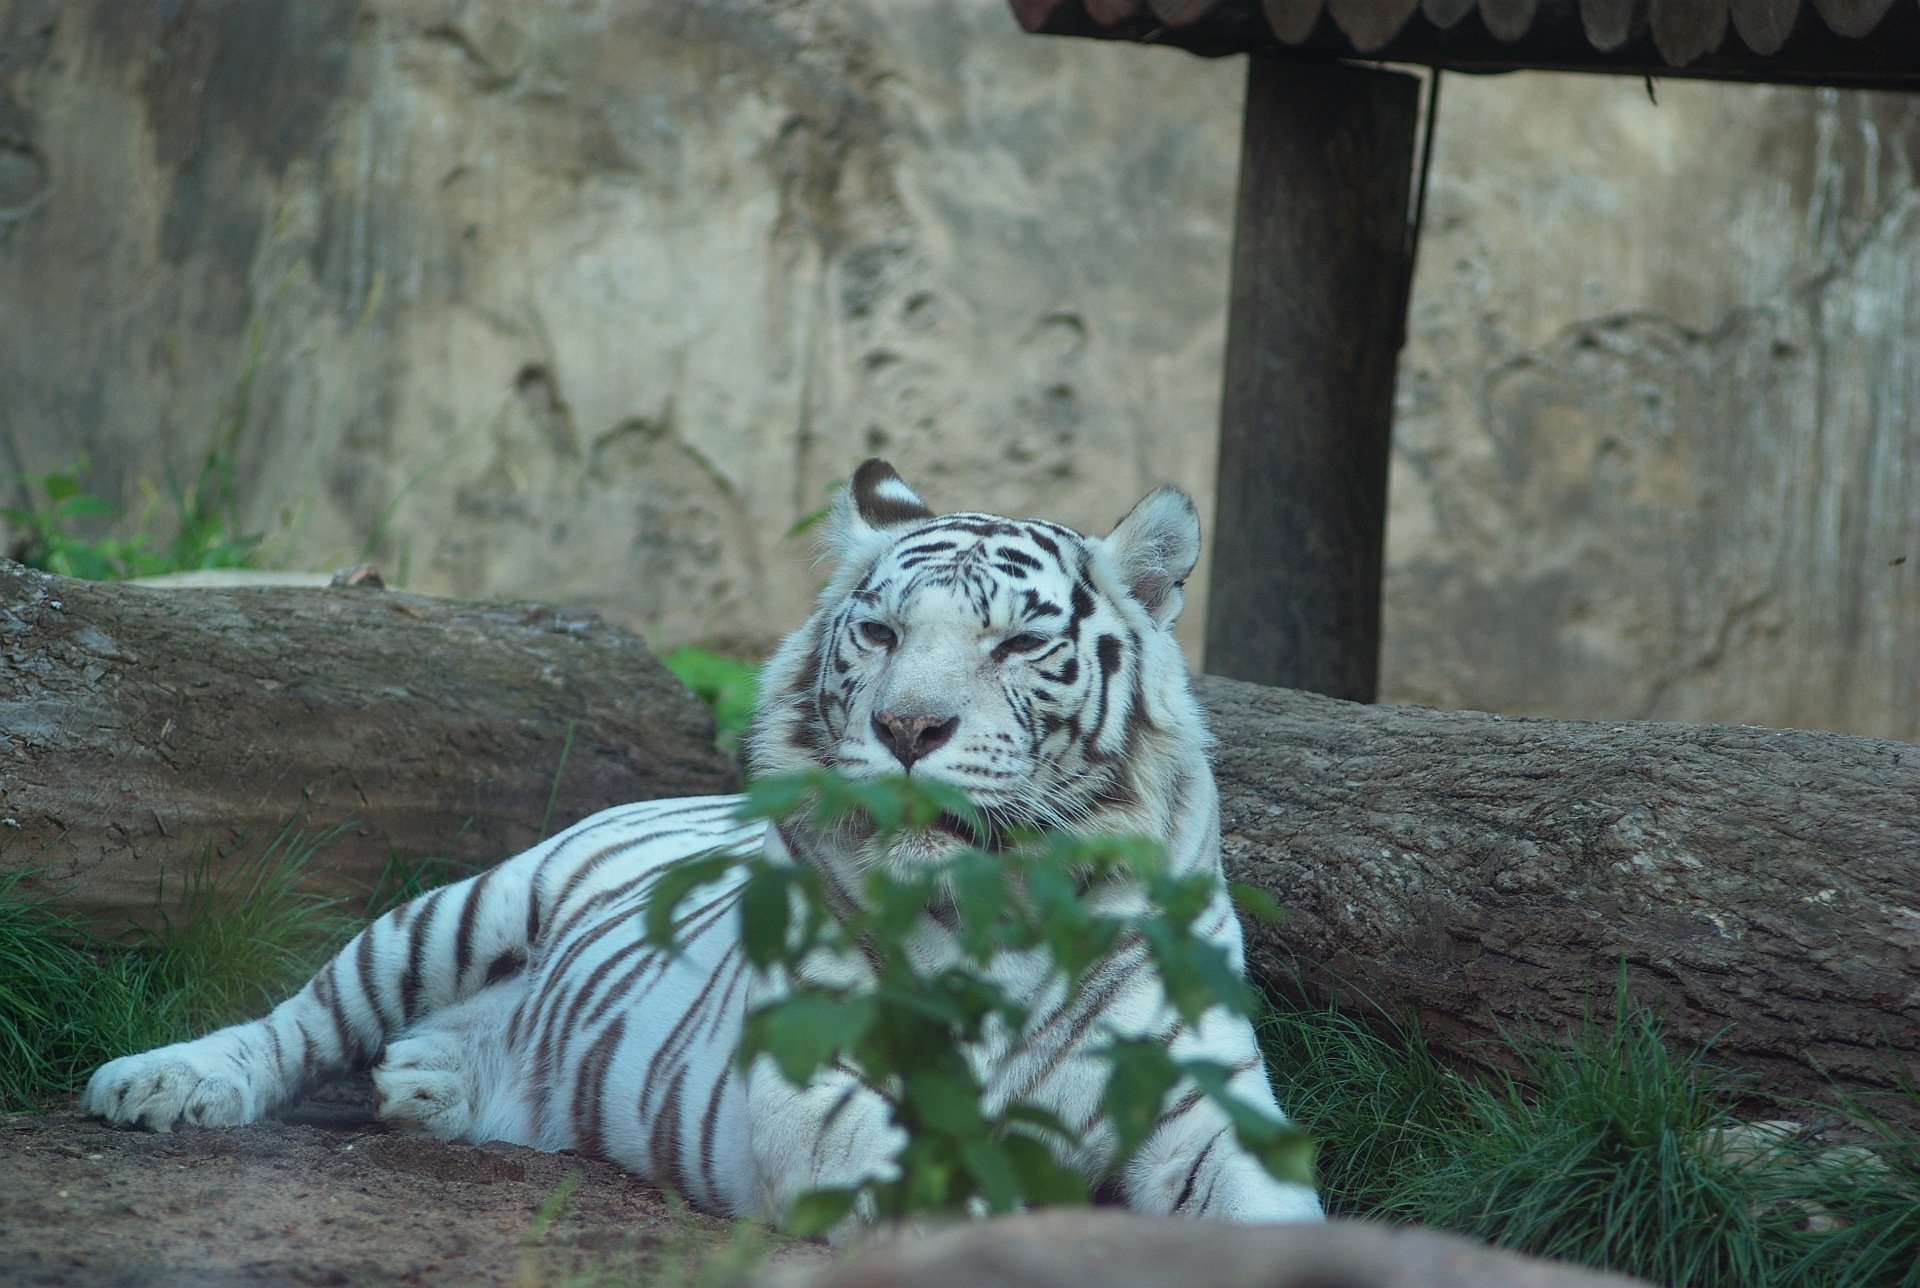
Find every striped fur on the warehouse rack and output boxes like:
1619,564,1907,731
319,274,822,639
83,460,1322,1229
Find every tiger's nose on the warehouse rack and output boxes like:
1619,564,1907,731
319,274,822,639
873,711,959,770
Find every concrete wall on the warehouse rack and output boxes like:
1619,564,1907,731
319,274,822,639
1,1,1913,739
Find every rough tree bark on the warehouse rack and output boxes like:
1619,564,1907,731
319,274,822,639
1200,674,1920,1112
0,562,735,935
3,565,1914,1114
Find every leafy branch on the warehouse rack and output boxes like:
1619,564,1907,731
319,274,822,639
644,769,1312,1234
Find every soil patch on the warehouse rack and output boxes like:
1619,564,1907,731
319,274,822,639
1,1077,816,1286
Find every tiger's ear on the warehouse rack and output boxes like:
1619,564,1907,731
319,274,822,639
825,458,934,562
1102,486,1201,628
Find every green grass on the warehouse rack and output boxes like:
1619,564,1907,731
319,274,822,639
1258,1000,1468,1217
0,869,181,1111
0,825,365,1112
138,824,363,1032
1260,992,1920,1287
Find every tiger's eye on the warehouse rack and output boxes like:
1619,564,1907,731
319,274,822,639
858,621,898,648
997,632,1048,658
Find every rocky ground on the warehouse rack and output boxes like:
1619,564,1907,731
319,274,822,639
1,1077,815,1286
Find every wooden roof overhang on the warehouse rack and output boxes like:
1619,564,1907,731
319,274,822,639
1010,0,1914,703
1013,0,1920,91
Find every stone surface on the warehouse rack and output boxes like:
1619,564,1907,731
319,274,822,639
0,3,1913,738
1385,80,1920,740
762,1207,1648,1288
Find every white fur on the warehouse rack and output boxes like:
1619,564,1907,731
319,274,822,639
85,462,1322,1232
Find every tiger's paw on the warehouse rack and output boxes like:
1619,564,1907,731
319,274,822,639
83,1043,262,1131
372,1035,477,1140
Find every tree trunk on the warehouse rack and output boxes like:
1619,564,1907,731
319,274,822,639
0,562,735,935
1198,674,1920,1112
1203,58,1417,703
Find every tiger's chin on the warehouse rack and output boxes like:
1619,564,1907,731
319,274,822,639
867,811,1004,876
876,824,971,873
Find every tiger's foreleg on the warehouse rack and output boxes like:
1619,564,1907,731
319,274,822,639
84,855,547,1133
745,1056,906,1239
1115,1012,1324,1223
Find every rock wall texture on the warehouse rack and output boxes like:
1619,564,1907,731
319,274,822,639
0,1,1913,739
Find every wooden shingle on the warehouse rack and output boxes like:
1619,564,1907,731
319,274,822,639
1012,0,1920,86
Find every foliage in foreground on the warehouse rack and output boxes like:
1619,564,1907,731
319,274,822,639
646,770,1312,1234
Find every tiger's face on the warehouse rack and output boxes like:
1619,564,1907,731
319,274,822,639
746,460,1209,874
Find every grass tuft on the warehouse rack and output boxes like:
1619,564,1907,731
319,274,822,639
1394,1002,1801,1285
138,823,362,1033
0,825,361,1112
0,870,178,1111
1263,986,1920,1287
1257,1000,1467,1217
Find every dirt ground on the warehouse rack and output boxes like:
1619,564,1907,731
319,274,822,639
0,1077,820,1286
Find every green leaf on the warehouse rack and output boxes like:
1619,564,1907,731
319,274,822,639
961,1136,1023,1212
739,774,813,825
1177,1059,1316,1188
950,852,1012,960
742,992,875,1085
1237,1118,1316,1189
737,865,793,968
1100,1037,1182,1162
640,849,746,952
1141,922,1254,1024
53,495,115,521
898,1138,957,1213
904,1062,987,1138
1001,1131,1088,1206
1228,881,1285,925
783,1187,859,1237
660,647,759,744
848,780,908,834
1001,1102,1082,1149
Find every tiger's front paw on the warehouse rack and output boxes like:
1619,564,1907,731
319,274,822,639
372,1034,477,1141
83,1044,262,1131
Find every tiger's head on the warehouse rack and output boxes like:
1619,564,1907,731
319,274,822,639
745,459,1217,880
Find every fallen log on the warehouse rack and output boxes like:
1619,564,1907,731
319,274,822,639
3,562,1913,1112
1202,675,1920,1111
0,561,735,935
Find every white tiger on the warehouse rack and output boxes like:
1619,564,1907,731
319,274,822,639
83,459,1323,1230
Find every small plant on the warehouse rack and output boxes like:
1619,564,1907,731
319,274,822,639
1779,1076,1920,1288
645,770,1312,1234
0,869,176,1110
2,451,263,582
1391,998,1802,1284
662,647,760,752
1,465,159,581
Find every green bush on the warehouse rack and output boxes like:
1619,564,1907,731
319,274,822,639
1261,986,1920,1287
3,438,262,582
661,647,759,752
